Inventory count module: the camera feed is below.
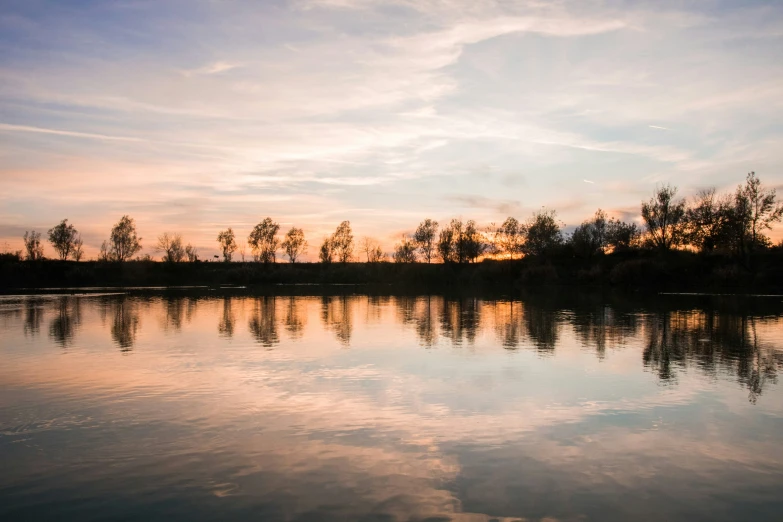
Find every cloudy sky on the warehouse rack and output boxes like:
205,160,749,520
1,0,782,259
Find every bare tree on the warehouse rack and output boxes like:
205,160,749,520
331,221,354,263
217,228,237,262
23,231,44,260
156,232,186,262
185,244,199,262
281,227,307,263
248,217,280,263
48,219,78,260
109,216,142,261
413,219,438,263
99,240,111,261
360,236,385,262
73,235,84,261
641,184,686,251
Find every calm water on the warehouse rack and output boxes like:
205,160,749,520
2,291,783,522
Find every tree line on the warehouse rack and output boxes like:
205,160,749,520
17,171,782,264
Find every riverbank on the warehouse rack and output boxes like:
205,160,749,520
3,248,783,292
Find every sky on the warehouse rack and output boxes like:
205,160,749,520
1,0,782,260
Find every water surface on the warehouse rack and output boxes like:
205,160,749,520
1,292,783,521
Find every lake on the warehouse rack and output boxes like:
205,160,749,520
1,290,782,521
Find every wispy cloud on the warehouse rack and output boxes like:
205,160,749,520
1,0,782,256
181,61,242,76
0,123,145,142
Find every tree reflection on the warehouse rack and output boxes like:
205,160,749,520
163,297,186,331
394,296,438,347
48,297,81,347
284,296,306,340
487,300,524,349
642,310,781,402
111,298,140,352
321,296,353,346
218,297,236,338
524,304,558,353
249,297,279,347
572,305,639,358
440,298,480,346
24,298,44,337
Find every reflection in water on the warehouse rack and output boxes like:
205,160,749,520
572,304,640,358
488,300,524,349
643,311,781,403
283,296,305,340
249,297,279,347
321,296,352,346
163,297,187,331
7,294,783,399
218,297,235,338
524,302,559,352
24,299,44,337
440,298,480,346
396,296,438,347
111,298,140,351
2,292,783,522
48,297,81,347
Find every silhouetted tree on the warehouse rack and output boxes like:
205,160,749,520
570,209,608,259
48,219,78,260
437,224,456,263
331,221,354,262
462,220,485,262
729,172,783,256
108,215,142,261
394,236,417,263
319,236,334,263
414,219,438,263
641,184,686,251
248,217,280,263
684,188,732,253
185,243,199,262
281,227,307,263
156,232,186,262
437,219,485,263
606,218,641,252
494,217,524,259
23,230,44,260
523,210,563,257
217,228,237,262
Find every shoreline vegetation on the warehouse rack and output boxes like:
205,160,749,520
4,172,783,292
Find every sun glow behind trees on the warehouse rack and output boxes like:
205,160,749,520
11,172,783,264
